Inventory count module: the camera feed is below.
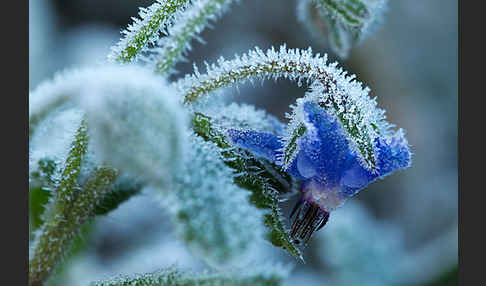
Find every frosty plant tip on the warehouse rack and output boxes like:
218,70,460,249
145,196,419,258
179,45,412,246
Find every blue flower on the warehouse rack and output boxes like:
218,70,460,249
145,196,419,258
227,100,411,245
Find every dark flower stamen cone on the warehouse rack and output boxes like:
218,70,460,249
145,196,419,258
290,200,329,246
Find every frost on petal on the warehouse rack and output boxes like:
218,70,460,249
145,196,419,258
160,134,266,268
227,129,282,163
375,129,412,177
297,100,350,183
338,129,411,198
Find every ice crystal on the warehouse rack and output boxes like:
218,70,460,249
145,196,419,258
158,134,266,268
108,0,191,63
203,102,285,135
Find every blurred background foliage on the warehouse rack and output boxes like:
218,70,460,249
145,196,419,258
29,0,457,285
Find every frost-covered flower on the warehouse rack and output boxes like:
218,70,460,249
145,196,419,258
227,99,411,245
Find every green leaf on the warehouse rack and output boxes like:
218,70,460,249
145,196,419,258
30,158,58,234
191,113,302,259
282,124,307,168
303,0,387,58
93,179,143,216
29,186,52,234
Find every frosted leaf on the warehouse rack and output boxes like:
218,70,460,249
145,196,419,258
30,65,188,188
69,65,189,188
298,0,389,58
92,264,290,286
29,77,74,137
156,134,266,268
203,102,285,135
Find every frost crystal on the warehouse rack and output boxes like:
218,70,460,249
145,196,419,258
204,102,285,135
159,134,266,268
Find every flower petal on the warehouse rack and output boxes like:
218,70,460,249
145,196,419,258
339,129,411,197
299,101,350,184
227,129,282,163
375,129,412,177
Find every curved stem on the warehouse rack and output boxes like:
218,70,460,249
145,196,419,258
177,45,385,170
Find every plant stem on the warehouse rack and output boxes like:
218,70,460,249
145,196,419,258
29,167,117,286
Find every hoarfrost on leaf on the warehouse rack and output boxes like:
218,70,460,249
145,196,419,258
157,134,266,268
92,264,290,286
297,0,388,58
73,65,188,188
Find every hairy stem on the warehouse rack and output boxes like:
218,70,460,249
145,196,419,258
29,167,118,286
177,45,384,170
153,0,237,74
29,120,118,285
109,0,191,62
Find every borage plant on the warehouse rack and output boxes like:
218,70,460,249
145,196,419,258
29,0,410,285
